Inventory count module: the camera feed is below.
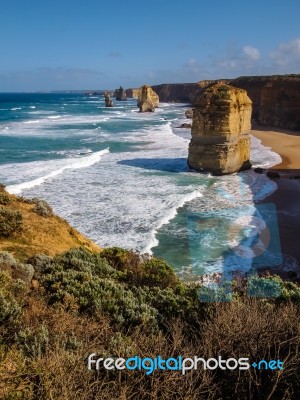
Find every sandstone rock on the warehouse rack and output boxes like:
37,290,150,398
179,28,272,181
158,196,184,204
188,83,252,175
231,75,300,130
177,123,192,128
115,86,127,101
126,88,141,98
185,109,194,118
138,85,159,112
152,75,300,131
104,92,114,107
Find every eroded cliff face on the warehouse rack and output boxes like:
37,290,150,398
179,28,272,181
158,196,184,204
145,75,300,131
231,75,300,130
126,88,141,98
151,83,198,103
104,92,113,107
115,86,127,101
138,85,159,112
188,83,252,175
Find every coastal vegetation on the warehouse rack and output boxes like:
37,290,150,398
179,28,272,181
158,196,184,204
0,186,300,399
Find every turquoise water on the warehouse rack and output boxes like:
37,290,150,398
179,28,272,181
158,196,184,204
0,93,282,279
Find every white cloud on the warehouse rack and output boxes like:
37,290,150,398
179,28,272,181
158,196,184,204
270,38,300,66
243,46,260,60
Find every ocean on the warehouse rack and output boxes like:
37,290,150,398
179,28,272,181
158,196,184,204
0,92,282,281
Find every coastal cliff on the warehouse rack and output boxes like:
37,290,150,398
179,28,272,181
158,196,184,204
188,83,252,175
231,75,300,130
0,186,99,260
127,74,300,131
126,88,141,98
138,85,159,112
115,86,127,101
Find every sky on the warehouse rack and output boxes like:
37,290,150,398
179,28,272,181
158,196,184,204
0,0,300,91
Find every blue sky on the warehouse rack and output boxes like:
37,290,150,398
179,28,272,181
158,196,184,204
1,0,300,91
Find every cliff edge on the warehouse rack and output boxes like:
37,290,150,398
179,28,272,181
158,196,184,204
0,185,100,261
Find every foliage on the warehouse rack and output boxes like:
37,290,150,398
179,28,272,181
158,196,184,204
0,193,11,205
32,199,53,217
0,246,300,399
0,271,26,325
0,207,23,238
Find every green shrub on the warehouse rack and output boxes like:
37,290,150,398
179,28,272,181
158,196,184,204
32,199,53,217
0,251,18,268
0,207,23,237
53,247,119,279
15,324,50,359
26,253,52,279
0,193,11,205
0,271,26,325
39,248,202,329
42,268,157,328
141,258,179,288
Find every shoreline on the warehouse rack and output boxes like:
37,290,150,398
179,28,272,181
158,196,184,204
251,125,300,170
251,126,300,280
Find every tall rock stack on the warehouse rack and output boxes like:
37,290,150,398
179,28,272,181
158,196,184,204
187,83,252,175
115,86,127,101
104,92,114,107
138,85,159,112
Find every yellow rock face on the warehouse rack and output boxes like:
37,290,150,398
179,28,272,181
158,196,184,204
188,83,252,175
138,85,159,112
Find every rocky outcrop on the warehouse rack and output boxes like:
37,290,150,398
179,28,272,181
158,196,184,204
185,109,194,119
104,92,114,107
231,75,300,130
126,88,141,98
151,80,229,103
151,83,198,103
115,86,127,101
138,85,159,112
177,123,192,128
188,83,252,175
150,75,300,131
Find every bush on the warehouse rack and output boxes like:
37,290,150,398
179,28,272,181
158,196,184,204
0,207,23,237
32,199,53,217
100,247,180,289
26,253,52,279
0,193,11,205
141,258,179,288
0,251,18,268
0,271,26,325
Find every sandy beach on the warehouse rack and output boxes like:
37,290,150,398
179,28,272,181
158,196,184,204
251,126,300,169
251,126,300,280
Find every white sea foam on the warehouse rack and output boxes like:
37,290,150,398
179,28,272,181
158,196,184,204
47,115,62,119
6,148,109,195
0,99,285,276
11,107,22,111
250,135,282,167
143,189,203,254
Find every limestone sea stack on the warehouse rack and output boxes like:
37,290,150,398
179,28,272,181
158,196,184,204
104,92,114,107
138,85,159,112
115,86,127,101
188,83,252,175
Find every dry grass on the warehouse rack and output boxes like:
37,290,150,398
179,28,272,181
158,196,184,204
0,289,299,400
0,190,99,261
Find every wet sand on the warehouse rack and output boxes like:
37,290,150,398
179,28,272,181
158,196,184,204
251,126,300,280
251,126,300,169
